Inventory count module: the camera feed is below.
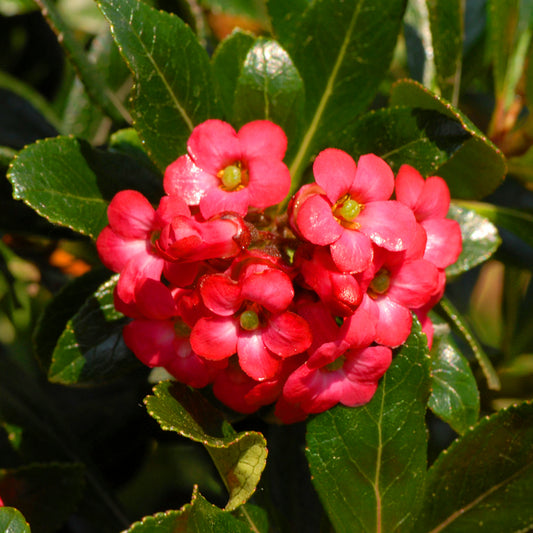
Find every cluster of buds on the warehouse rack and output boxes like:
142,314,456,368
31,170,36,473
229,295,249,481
97,119,462,423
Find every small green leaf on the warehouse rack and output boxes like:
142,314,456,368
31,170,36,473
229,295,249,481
7,136,163,238
0,507,31,533
144,381,267,512
212,29,256,118
287,0,407,186
0,463,85,533
33,268,112,373
126,487,262,532
456,200,533,250
109,128,159,172
426,0,464,102
48,275,141,384
339,106,470,175
446,204,501,277
233,38,304,148
306,320,431,533
414,401,533,532
429,316,480,435
390,80,507,199
97,0,220,169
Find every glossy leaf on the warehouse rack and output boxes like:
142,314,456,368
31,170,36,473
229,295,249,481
144,381,267,511
339,106,470,175
7,136,163,238
48,275,140,385
212,30,255,118
426,0,463,101
127,487,265,532
109,127,159,173
390,80,507,199
414,401,533,532
456,200,533,250
0,463,85,533
33,268,113,373
97,0,220,169
233,38,304,147
267,0,311,47
0,508,31,533
446,204,501,278
286,0,407,185
429,316,480,435
306,320,431,533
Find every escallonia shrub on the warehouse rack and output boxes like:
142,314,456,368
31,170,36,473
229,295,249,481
96,118,462,424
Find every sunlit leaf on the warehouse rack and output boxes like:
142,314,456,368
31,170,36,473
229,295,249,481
0,507,31,533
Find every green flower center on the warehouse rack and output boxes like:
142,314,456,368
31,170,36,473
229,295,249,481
240,309,260,331
333,194,362,227
220,164,243,191
324,355,346,372
369,268,391,296
174,319,191,338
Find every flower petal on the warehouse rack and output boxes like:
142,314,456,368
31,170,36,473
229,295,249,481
116,253,164,305
238,120,287,160
241,269,294,313
200,274,242,316
123,319,176,367
395,164,424,209
199,185,249,219
187,119,242,173
238,331,281,380
373,296,412,347
263,311,312,357
96,227,147,272
350,153,394,202
313,148,356,203
422,218,462,268
297,194,342,245
246,158,291,209
330,227,373,273
107,190,156,238
190,316,238,360
387,258,439,308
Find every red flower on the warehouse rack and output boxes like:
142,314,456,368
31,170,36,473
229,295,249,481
190,263,312,381
164,120,291,219
291,149,417,272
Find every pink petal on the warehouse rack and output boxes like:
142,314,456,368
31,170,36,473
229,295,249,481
200,274,242,316
422,218,462,268
344,345,392,383
387,259,439,308
163,154,218,205
246,158,291,209
395,164,424,210
190,316,238,360
358,200,416,251
373,297,412,347
340,296,378,347
199,185,249,219
163,261,201,287
414,176,451,220
134,278,178,320
313,148,357,203
350,153,394,202
330,227,373,273
123,319,176,367
238,120,287,160
263,311,312,357
116,253,164,305
155,194,191,225
187,119,242,173
96,227,147,272
238,331,281,380
107,190,156,238
241,269,294,313
297,194,342,245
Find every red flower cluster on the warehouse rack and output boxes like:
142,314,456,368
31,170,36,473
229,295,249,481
97,120,462,423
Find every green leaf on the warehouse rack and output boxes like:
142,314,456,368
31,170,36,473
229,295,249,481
306,320,431,533
414,401,533,532
446,204,501,277
267,0,310,46
212,30,255,118
233,38,304,147
109,128,159,173
97,0,220,170
62,29,131,142
33,268,112,373
35,0,130,125
126,487,262,532
429,316,480,435
7,136,163,238
456,201,533,250
48,275,141,384
144,381,267,511
426,0,464,102
0,508,31,533
390,80,507,199
287,0,407,186
0,0,37,16
0,463,85,533
201,0,268,21
339,106,470,175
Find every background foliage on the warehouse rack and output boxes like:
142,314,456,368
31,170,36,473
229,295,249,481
0,0,533,531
